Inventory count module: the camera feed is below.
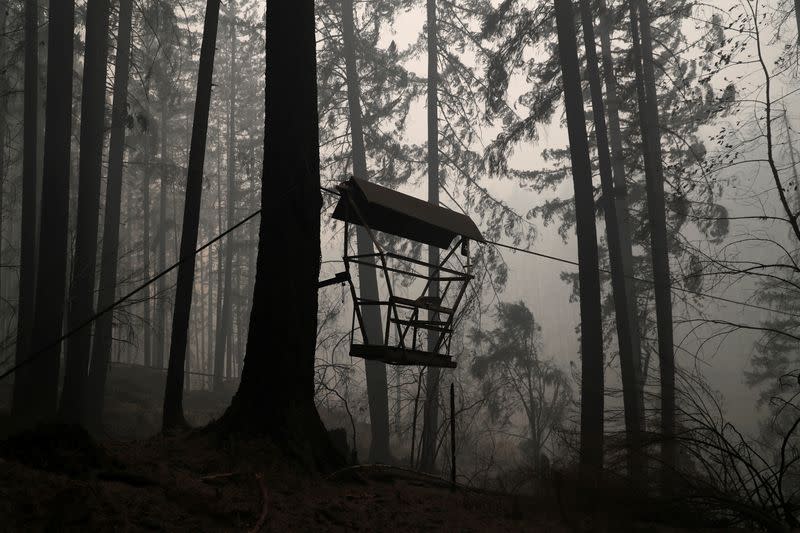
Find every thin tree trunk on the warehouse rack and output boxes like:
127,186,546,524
214,0,340,468
21,0,75,425
207,246,214,387
143,130,152,368
35,0,46,261
420,0,442,473
214,2,236,396
86,0,133,431
60,0,111,424
11,0,39,419
341,0,392,464
578,0,643,483
597,0,645,419
163,0,222,431
630,0,676,488
554,0,605,491
156,99,168,369
199,242,206,378
214,145,225,389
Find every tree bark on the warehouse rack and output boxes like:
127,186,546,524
630,0,676,489
213,2,236,394
11,0,39,421
21,0,75,425
0,4,7,331
86,0,134,431
213,0,341,470
60,0,111,424
554,0,605,491
578,0,643,483
163,0,222,431
420,0,442,474
341,0,392,464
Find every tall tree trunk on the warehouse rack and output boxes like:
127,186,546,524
420,0,442,473
597,0,644,419
86,0,134,431
207,245,214,385
199,244,206,377
554,0,605,491
34,0,46,262
143,131,153,368
156,99,169,369
631,0,676,488
0,4,7,331
213,3,236,396
213,139,225,389
214,0,340,469
341,0,392,464
578,0,643,483
11,0,39,419
20,0,75,425
163,0,222,431
60,0,111,424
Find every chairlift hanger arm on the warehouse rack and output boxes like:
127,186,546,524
317,271,350,289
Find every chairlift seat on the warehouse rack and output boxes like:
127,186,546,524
350,344,457,369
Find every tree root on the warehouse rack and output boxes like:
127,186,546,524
248,473,269,533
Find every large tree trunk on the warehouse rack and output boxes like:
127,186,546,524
0,4,7,333
419,0,442,473
214,0,340,470
60,0,111,424
630,0,676,488
11,0,39,420
86,0,134,431
554,0,605,490
19,0,75,425
341,0,392,464
578,0,643,483
213,2,236,394
163,0,222,431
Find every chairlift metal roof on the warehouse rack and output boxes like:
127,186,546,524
332,177,484,249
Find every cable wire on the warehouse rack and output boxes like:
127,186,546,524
2,183,797,381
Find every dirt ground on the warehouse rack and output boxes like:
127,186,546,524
0,370,758,532
0,424,760,532
0,425,570,532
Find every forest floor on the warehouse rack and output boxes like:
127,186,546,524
0,424,564,532
0,424,757,532
0,369,757,531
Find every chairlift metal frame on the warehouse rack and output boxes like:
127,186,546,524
331,177,483,369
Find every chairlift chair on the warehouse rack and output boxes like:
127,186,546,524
331,177,484,369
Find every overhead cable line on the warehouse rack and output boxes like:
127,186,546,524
485,239,800,320
2,184,796,381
